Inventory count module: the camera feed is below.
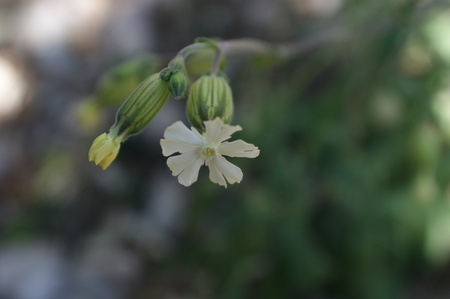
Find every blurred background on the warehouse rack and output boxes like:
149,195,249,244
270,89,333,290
1,0,450,298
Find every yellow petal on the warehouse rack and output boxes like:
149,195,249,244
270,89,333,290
88,133,121,169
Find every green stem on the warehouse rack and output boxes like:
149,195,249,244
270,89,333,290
178,42,212,58
216,30,348,64
210,49,222,75
219,39,274,57
175,0,443,67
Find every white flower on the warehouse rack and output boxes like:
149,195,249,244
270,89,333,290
160,117,260,187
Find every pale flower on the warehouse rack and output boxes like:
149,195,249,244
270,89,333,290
160,117,260,187
88,133,121,170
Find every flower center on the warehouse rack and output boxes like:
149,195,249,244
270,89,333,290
202,146,216,158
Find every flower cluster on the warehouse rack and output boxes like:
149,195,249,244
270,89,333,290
88,38,260,187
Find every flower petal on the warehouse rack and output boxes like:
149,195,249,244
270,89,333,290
167,152,204,187
164,121,203,144
160,139,200,156
161,121,204,156
97,146,120,170
204,118,242,144
88,133,121,170
219,140,260,158
167,151,201,176
177,158,204,187
207,156,243,187
206,159,227,187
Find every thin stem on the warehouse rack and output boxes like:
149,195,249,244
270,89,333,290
219,39,274,56
216,30,349,64
178,42,213,58
176,0,445,70
210,50,222,75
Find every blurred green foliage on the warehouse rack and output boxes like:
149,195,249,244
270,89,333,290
77,54,161,131
152,1,450,299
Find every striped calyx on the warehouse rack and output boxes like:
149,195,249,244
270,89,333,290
186,74,233,131
112,72,170,138
168,71,189,100
162,55,189,100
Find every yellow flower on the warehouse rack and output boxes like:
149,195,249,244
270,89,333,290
88,133,121,170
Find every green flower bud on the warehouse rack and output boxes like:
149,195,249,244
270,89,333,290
186,74,233,130
88,73,169,169
159,67,172,82
160,55,189,100
112,72,170,137
168,70,189,100
88,72,170,169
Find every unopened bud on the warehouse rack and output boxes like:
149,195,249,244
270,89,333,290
161,55,189,100
88,132,123,170
159,67,172,82
113,72,170,137
89,72,170,169
168,70,189,100
186,74,233,130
